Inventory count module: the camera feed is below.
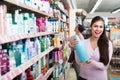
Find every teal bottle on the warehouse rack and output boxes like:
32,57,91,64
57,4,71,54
74,35,89,62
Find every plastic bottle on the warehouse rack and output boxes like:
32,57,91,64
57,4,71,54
1,49,10,75
15,45,21,67
34,38,41,55
74,35,89,62
8,45,16,70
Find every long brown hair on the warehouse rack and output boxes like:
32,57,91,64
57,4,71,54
90,16,109,65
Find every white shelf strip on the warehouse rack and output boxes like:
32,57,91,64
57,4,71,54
36,67,55,80
0,46,54,80
113,45,120,48
112,57,120,60
4,0,52,17
44,67,55,80
0,32,55,44
111,69,120,72
35,74,44,80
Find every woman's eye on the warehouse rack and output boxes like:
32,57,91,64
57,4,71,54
94,25,98,28
94,25,103,28
100,26,103,28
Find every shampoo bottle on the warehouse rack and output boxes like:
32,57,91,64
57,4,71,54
74,35,89,62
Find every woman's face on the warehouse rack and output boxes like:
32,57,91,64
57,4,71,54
91,20,104,38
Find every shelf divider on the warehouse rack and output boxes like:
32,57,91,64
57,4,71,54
0,32,55,44
4,0,52,17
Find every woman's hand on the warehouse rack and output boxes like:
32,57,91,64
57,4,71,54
68,43,74,48
86,58,92,64
69,37,78,48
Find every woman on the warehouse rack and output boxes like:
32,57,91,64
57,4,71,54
70,16,113,80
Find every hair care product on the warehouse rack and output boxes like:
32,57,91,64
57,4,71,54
74,35,89,62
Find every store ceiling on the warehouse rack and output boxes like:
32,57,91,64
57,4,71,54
76,0,120,13
61,0,120,18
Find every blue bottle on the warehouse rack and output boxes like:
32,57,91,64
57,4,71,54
74,35,89,62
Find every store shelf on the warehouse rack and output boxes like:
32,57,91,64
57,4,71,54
112,57,120,60
3,0,52,17
54,4,68,18
36,66,55,80
0,0,70,80
62,48,71,70
0,32,55,44
44,67,55,80
49,17,68,24
35,74,44,80
113,45,120,48
0,46,54,80
60,19,68,23
111,69,120,72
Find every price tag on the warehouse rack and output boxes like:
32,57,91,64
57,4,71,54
27,34,30,38
45,72,50,79
36,33,38,37
31,58,35,64
11,72,16,79
10,36,14,41
3,36,7,43
14,35,18,41
6,74,12,80
46,73,49,79
38,75,43,80
14,69,20,77
34,57,37,62
20,65,25,71
17,35,20,40
24,63,29,69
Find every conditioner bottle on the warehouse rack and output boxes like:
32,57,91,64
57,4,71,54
74,35,89,62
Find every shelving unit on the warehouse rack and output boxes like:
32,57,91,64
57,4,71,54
44,67,55,80
0,0,70,80
107,26,120,79
51,0,70,36
3,0,52,17
110,46,120,72
109,28,120,73
36,66,55,80
0,32,57,44
0,46,54,80
54,4,69,18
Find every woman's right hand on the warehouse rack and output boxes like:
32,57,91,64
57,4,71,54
69,37,78,48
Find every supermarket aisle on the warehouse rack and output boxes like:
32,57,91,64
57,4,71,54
67,67,77,80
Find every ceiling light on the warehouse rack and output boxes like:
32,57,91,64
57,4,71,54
89,0,102,14
112,9,120,13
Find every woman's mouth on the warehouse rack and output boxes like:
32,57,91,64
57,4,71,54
95,31,101,35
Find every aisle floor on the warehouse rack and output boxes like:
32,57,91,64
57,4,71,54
67,68,77,80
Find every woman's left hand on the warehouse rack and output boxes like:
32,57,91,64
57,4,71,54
86,58,92,64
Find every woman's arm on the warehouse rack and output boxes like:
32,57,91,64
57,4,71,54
88,41,113,70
